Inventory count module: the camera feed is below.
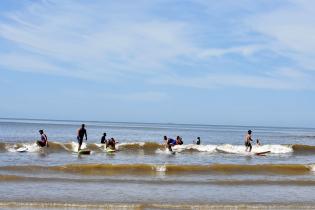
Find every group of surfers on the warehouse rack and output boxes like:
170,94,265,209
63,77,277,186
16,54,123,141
36,124,118,152
35,124,259,153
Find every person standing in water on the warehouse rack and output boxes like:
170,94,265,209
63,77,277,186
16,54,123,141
101,133,107,144
245,130,253,152
194,137,201,145
37,130,48,147
77,124,87,151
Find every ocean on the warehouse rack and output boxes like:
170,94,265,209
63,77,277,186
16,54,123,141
1,118,315,209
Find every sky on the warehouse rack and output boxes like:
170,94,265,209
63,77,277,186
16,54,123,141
0,0,314,127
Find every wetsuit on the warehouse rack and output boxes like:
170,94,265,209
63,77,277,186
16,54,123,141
101,136,107,144
196,139,201,145
77,128,87,146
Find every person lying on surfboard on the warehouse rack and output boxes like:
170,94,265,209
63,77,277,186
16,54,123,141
245,130,253,152
36,129,48,147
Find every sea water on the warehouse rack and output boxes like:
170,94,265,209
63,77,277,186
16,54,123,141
1,118,315,209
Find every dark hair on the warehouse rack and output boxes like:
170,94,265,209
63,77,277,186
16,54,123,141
197,137,200,140
164,136,167,140
39,130,43,133
103,133,106,135
81,124,85,127
248,130,252,134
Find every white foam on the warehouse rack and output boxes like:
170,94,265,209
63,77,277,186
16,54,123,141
172,144,217,153
94,143,106,149
116,142,146,149
71,141,87,152
309,164,315,172
155,149,174,154
155,165,167,172
6,143,41,153
216,144,293,155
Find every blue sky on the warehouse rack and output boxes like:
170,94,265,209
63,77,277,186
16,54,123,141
0,0,314,127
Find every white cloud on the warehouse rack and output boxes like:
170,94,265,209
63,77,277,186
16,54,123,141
0,1,195,80
151,68,314,90
198,45,263,58
247,0,315,70
0,0,314,91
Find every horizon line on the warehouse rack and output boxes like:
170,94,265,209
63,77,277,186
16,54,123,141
0,117,313,130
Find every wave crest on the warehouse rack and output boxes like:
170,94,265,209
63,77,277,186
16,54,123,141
0,141,314,155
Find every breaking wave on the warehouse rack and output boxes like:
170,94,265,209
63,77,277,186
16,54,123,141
1,163,315,175
0,141,315,156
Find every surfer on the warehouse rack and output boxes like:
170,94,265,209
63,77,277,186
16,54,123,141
106,137,117,150
245,130,253,152
256,139,262,146
101,133,107,144
163,136,178,152
193,137,201,145
176,136,183,145
77,124,87,151
36,130,48,147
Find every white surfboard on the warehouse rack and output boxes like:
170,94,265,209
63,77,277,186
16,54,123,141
17,147,28,152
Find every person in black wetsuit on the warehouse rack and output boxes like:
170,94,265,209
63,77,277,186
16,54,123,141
101,133,107,144
77,124,87,151
194,137,201,145
37,130,48,147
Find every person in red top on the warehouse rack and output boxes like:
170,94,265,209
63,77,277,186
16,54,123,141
37,130,48,147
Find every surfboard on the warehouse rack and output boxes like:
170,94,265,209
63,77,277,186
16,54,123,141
255,151,271,156
17,147,28,152
78,149,91,155
106,148,116,153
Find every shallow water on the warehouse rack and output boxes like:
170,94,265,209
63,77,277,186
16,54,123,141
1,118,315,208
